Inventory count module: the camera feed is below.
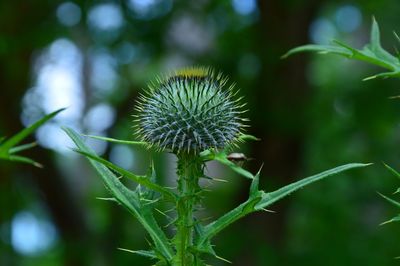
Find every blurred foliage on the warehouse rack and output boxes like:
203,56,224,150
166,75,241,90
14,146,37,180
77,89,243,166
284,18,400,80
380,164,400,227
1,0,400,266
0,109,63,167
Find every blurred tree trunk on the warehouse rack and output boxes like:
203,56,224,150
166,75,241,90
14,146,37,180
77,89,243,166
0,1,89,265
236,0,321,264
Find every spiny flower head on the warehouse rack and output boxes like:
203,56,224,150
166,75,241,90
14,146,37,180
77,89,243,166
133,67,247,154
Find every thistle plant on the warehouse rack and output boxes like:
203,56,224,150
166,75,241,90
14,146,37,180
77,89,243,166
134,68,244,153
64,67,369,265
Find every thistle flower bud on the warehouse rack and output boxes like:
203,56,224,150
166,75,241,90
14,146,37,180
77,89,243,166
134,67,246,153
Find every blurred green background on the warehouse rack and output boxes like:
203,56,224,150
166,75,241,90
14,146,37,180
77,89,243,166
1,0,400,265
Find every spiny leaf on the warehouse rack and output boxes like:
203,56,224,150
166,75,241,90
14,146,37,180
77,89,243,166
283,19,400,80
73,149,176,201
63,127,174,261
196,195,262,249
334,39,397,70
196,163,370,248
192,223,232,264
256,163,371,210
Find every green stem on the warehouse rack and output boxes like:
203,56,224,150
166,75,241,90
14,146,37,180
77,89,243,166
173,153,203,265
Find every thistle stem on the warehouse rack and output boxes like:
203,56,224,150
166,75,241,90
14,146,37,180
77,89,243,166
173,153,203,265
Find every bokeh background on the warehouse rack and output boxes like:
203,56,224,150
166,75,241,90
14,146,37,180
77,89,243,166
1,0,400,265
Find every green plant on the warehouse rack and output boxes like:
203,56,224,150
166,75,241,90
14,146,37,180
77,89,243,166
380,164,400,226
378,164,400,258
283,17,400,80
63,68,369,265
0,108,64,167
285,17,400,255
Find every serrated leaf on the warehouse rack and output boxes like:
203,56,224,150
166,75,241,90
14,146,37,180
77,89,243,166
63,127,173,261
256,163,371,210
196,194,262,249
283,19,400,80
74,149,176,201
334,39,398,70
192,222,232,264
196,163,370,248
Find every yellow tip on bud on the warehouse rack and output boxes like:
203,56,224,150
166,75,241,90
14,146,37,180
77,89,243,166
174,66,210,79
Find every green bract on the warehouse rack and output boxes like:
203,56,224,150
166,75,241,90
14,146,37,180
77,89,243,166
134,67,246,153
